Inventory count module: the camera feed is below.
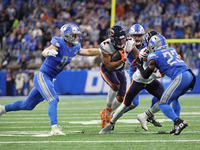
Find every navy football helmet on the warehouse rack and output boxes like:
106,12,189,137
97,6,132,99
109,25,126,49
144,30,159,46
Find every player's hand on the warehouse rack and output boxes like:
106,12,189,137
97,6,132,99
46,50,58,57
119,49,126,62
130,59,136,67
135,56,143,69
159,70,165,77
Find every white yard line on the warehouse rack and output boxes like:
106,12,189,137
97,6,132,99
0,140,200,143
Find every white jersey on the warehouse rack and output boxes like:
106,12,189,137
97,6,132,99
100,37,135,70
132,47,162,84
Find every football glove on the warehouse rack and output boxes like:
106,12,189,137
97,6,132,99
135,56,143,69
119,49,126,62
46,49,58,57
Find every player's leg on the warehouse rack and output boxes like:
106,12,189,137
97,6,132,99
137,80,164,130
100,65,121,127
124,68,139,113
99,81,144,134
0,87,43,116
158,72,193,135
34,71,65,135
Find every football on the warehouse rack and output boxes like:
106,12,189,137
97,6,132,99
111,50,121,62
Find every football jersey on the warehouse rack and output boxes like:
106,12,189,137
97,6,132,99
100,37,135,70
39,37,81,78
147,47,188,79
132,47,162,84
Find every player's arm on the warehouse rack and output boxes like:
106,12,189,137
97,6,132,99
42,45,58,57
102,51,125,71
78,48,100,56
135,57,156,79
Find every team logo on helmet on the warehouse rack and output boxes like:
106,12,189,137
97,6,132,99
110,29,114,36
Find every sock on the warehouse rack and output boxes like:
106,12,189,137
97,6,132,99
159,103,178,122
111,103,128,124
148,101,160,115
106,88,117,106
172,100,181,118
111,98,121,111
48,100,58,125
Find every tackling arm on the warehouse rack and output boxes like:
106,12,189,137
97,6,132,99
136,58,156,79
78,48,100,56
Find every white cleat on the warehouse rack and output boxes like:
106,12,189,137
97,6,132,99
50,125,66,136
137,112,148,131
99,123,114,134
0,105,6,116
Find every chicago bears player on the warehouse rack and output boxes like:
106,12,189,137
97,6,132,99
135,34,196,135
124,24,162,127
99,41,166,134
0,23,100,136
99,25,139,128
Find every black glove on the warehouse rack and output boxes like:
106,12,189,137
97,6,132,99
135,56,143,70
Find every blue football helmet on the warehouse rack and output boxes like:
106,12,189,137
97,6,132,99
128,24,145,45
109,25,126,49
148,34,167,53
60,23,82,45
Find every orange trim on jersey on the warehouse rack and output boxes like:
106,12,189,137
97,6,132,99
123,79,135,104
100,64,114,87
139,55,147,60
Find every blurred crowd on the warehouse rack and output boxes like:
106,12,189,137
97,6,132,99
0,0,200,72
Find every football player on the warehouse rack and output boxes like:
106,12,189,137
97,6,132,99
135,34,196,135
99,25,139,128
123,24,162,127
0,23,100,136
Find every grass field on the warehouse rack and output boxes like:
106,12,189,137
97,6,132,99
0,96,200,150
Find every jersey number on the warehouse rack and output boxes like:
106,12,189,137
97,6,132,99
162,49,183,66
56,56,68,69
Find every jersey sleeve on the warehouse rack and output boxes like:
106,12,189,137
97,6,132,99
147,53,159,63
100,41,110,54
76,44,81,53
50,37,61,48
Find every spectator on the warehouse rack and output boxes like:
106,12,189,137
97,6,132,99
5,68,13,96
15,72,24,96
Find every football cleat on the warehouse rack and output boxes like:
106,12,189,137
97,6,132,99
172,118,188,135
137,112,148,131
50,125,66,136
105,107,112,123
99,110,107,128
170,126,175,134
99,122,115,134
147,116,162,127
0,105,6,116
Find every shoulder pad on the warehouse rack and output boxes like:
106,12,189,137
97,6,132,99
51,37,60,48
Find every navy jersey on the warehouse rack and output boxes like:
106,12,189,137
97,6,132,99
127,41,146,68
39,37,81,78
147,47,188,79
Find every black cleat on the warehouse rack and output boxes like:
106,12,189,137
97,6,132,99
147,116,162,127
172,118,188,135
170,126,175,134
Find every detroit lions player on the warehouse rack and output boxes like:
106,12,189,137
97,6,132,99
124,25,162,127
99,25,139,128
135,34,196,135
0,23,100,135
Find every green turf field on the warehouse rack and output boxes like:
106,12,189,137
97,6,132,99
0,96,200,150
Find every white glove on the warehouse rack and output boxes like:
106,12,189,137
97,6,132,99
46,49,58,57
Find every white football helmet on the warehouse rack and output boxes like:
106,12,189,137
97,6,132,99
128,24,145,45
148,35,167,53
60,23,82,45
